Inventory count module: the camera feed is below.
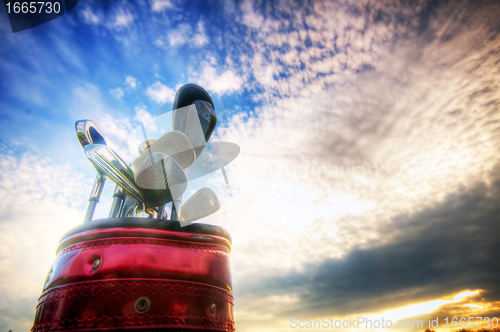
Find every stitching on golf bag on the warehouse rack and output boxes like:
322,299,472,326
37,289,234,307
40,280,234,299
60,238,230,256
38,282,234,307
33,319,235,331
33,313,236,331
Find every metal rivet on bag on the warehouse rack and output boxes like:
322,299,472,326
210,303,216,314
134,296,151,314
92,258,101,270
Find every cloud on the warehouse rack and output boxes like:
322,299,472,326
81,7,100,25
113,8,134,28
240,178,500,317
124,75,137,89
97,113,134,161
133,104,157,133
153,38,165,47
134,105,152,123
240,0,263,28
151,0,174,12
166,20,209,48
168,24,192,46
109,87,124,99
109,77,138,99
0,153,90,331
202,0,500,328
146,81,175,105
192,21,209,47
190,63,243,95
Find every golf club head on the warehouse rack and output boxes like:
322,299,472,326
84,144,143,202
185,141,240,181
173,84,217,158
134,152,188,208
179,187,221,226
131,131,196,171
75,120,107,148
138,139,157,154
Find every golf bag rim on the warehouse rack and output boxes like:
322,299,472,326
58,217,232,251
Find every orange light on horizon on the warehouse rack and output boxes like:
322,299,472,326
381,290,482,322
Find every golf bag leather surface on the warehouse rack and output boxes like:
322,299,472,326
32,218,234,331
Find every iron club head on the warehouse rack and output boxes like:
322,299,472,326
84,143,144,202
134,152,188,208
179,187,221,226
131,130,196,171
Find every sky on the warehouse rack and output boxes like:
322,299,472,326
0,0,499,331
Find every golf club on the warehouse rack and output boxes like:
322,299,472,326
108,185,125,218
137,139,168,219
75,120,108,222
131,130,196,171
179,187,221,226
138,139,157,154
171,84,217,221
134,152,188,208
84,143,143,201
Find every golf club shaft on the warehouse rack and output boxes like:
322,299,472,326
170,195,182,221
108,185,125,218
157,204,166,219
84,174,106,222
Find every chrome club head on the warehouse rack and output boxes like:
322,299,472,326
134,152,188,208
84,143,143,202
179,187,221,226
172,84,217,158
76,119,107,148
131,131,196,171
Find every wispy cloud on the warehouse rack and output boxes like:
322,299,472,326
190,63,243,95
97,113,135,161
124,75,137,89
109,87,124,99
151,0,174,12
0,153,90,330
167,23,191,46
206,0,500,327
165,20,209,48
192,21,209,47
240,0,263,29
146,81,175,105
134,104,157,133
80,7,100,25
113,8,134,29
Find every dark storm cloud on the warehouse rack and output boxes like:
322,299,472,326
237,172,500,317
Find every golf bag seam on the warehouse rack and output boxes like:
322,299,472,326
33,313,235,331
33,314,235,324
40,280,233,298
37,288,234,307
39,280,234,306
33,319,235,331
59,239,230,257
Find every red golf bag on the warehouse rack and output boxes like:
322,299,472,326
32,218,234,331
